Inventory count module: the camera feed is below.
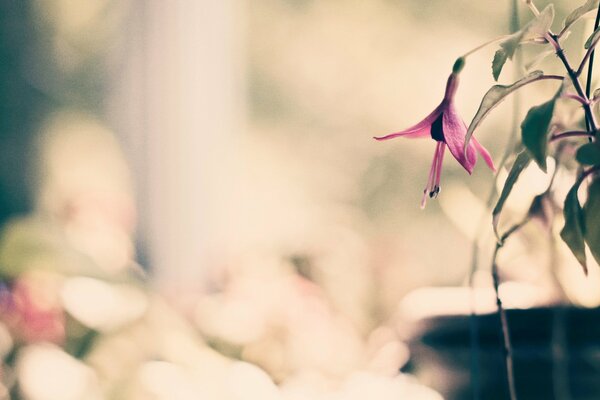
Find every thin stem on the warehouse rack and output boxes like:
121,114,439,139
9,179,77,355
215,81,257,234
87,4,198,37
468,145,519,400
469,281,480,400
469,5,522,398
585,2,600,137
493,263,518,400
546,211,572,400
562,93,590,106
586,2,600,99
537,74,565,81
576,39,600,78
492,218,530,400
524,0,540,17
548,34,599,133
550,130,594,142
461,35,510,58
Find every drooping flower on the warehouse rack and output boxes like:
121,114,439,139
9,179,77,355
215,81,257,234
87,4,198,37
374,58,496,208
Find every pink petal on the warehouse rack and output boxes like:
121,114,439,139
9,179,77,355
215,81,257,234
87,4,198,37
442,105,476,174
374,104,444,141
472,137,496,172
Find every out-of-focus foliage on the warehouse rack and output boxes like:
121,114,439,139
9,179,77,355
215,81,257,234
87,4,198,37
3,0,600,399
520,96,556,172
492,4,555,81
560,180,588,273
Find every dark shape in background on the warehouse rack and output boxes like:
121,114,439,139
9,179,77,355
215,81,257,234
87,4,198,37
0,0,49,228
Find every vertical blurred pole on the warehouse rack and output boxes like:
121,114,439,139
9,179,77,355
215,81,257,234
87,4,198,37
110,0,244,287
0,1,46,228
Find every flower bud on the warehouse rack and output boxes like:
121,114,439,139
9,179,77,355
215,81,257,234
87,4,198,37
452,57,465,74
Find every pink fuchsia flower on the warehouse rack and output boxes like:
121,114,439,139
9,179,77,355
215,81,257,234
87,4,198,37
375,59,496,208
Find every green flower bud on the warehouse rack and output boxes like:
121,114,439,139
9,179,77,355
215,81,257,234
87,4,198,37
452,57,465,74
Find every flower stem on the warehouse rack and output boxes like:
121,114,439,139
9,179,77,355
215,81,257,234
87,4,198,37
524,0,540,17
461,35,510,59
525,0,540,17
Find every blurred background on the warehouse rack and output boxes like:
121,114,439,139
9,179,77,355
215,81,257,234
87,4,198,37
1,0,600,399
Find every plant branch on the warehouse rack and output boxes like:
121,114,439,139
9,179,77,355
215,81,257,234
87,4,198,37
523,0,540,17
550,130,594,142
492,217,530,400
461,35,511,58
586,2,600,100
547,34,599,134
546,207,572,400
469,5,524,398
563,93,590,106
577,39,600,78
584,2,600,137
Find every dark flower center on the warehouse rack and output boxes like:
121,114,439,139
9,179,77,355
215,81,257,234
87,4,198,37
430,114,445,142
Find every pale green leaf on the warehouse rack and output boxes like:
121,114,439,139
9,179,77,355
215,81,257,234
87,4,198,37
563,0,600,32
492,150,532,235
465,71,545,150
524,4,555,39
521,98,556,172
561,182,587,274
492,5,554,80
502,5,554,56
585,26,600,49
525,49,555,71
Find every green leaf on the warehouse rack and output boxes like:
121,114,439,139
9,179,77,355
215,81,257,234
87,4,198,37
492,5,555,81
585,26,600,49
492,49,509,81
521,98,556,172
563,0,600,32
527,4,556,37
502,5,554,56
576,143,600,165
560,181,587,274
525,49,555,71
492,150,532,235
466,71,545,151
584,176,600,268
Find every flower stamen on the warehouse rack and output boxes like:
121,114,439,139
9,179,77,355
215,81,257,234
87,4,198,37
433,142,446,197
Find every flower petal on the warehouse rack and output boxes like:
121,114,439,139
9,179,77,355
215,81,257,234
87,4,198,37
374,104,443,140
472,137,496,172
442,105,476,174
